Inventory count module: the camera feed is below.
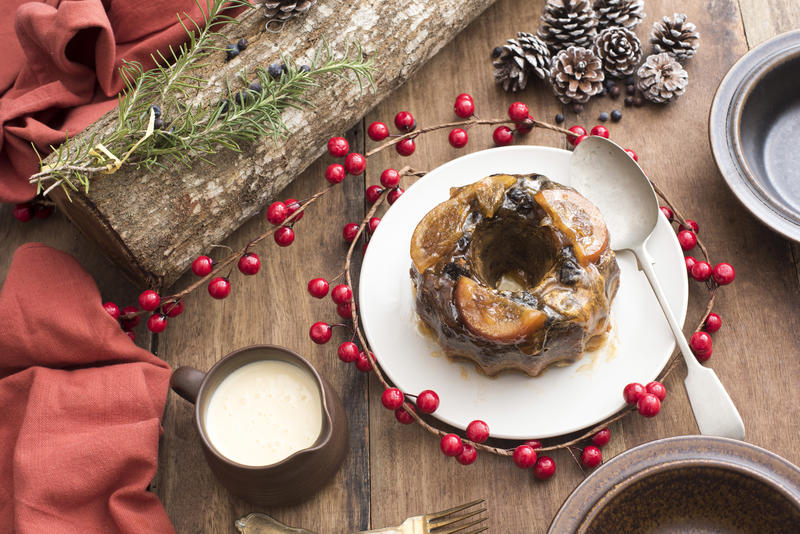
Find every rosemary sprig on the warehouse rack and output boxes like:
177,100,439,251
30,0,374,199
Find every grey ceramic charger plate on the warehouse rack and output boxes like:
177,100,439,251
548,436,800,533
710,30,800,241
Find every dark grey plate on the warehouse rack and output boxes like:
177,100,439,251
710,30,800,241
549,436,800,534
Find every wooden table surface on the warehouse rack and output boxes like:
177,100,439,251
2,0,799,532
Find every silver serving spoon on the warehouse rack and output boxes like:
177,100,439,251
570,135,745,440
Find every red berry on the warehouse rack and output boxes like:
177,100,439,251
454,98,475,118
646,381,667,401
440,434,464,457
416,389,439,414
34,204,53,219
125,330,136,342
338,341,359,362
525,440,543,450
380,168,400,188
208,277,231,299
591,428,611,447
325,163,346,184
237,252,260,275
120,306,140,329
448,128,468,148
343,223,360,242
704,312,722,333
162,300,184,317
368,217,380,234
266,201,288,225
103,302,121,320
508,102,529,122
573,134,588,146
331,284,353,304
679,219,700,233
336,302,353,319
147,313,168,334
387,188,404,205
395,406,415,424
327,136,349,157
712,263,735,285
492,126,514,146
367,121,389,141
285,198,303,222
625,148,639,162
581,446,603,468
533,456,556,480
308,278,329,298
590,125,609,138
685,256,697,273
677,230,697,251
513,444,537,469
690,331,712,357
394,111,416,132
660,206,674,222
690,261,712,281
12,203,33,222
192,255,214,277
381,388,404,410
456,93,473,102
274,226,295,246
366,185,384,204
567,125,587,146
396,138,416,156
456,444,477,465
623,382,645,404
637,393,661,417
309,321,332,344
515,122,533,135
138,290,161,311
344,153,367,175
695,348,712,362
466,420,490,443
355,351,373,372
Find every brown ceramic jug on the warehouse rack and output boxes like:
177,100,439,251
170,344,348,507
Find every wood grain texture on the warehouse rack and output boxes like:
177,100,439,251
49,0,497,289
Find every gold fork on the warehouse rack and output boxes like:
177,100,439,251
236,499,488,534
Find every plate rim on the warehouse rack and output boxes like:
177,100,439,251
359,144,688,439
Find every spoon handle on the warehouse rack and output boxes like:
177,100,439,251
632,244,745,440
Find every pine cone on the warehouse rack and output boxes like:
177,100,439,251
650,13,699,61
493,33,552,92
594,27,642,78
550,46,605,104
538,0,598,53
593,0,645,31
262,0,316,21
636,53,688,103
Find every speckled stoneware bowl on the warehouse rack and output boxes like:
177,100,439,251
549,436,800,533
710,30,800,241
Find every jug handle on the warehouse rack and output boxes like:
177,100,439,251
170,366,206,404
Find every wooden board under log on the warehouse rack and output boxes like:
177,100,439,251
47,0,497,289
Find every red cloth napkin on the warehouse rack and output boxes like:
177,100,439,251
0,243,174,533
0,0,210,203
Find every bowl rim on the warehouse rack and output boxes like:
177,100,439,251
709,29,800,241
549,435,800,533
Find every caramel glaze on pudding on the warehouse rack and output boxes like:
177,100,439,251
410,173,620,377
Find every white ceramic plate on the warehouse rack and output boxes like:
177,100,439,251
359,146,688,439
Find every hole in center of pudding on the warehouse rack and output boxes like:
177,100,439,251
468,218,559,291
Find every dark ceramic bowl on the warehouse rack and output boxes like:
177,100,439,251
710,30,800,241
549,436,800,533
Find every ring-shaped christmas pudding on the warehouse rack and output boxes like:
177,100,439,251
410,173,619,377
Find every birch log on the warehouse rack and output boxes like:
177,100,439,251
47,0,496,288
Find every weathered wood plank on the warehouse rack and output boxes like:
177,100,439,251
49,0,498,289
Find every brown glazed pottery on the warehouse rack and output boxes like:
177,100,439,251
549,435,800,533
710,30,800,241
170,345,348,507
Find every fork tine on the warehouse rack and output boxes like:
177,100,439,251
428,507,487,530
425,499,485,521
431,517,487,534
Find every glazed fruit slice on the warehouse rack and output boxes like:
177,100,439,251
411,199,471,273
534,188,609,265
454,277,546,343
